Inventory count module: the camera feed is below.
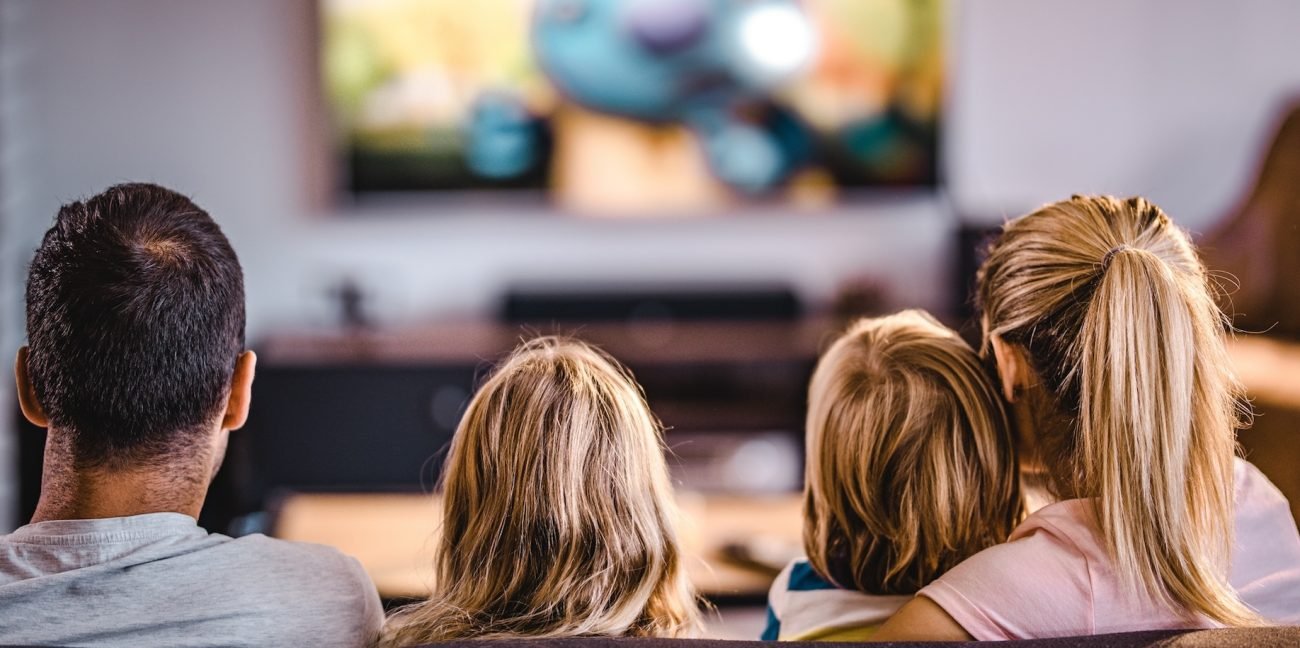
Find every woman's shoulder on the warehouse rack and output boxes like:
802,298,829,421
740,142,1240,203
982,498,1113,571
930,500,1099,581
1011,500,1101,547
1232,457,1296,546
919,461,1300,638
916,501,1104,640
1234,457,1289,505
1230,458,1300,624
1008,460,1298,588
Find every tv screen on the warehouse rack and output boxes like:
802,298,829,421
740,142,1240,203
322,0,943,211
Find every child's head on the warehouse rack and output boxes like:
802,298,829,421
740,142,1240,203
802,310,1022,595
386,337,700,644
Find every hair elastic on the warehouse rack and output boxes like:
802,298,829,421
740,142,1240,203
1101,244,1132,271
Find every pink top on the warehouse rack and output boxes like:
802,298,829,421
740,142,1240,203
919,459,1300,639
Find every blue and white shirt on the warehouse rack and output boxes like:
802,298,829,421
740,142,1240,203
762,558,911,641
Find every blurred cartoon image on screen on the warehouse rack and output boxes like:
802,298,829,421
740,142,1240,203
323,0,942,212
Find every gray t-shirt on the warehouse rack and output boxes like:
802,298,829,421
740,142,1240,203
0,513,383,647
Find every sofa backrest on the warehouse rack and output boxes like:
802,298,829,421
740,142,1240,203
416,626,1300,648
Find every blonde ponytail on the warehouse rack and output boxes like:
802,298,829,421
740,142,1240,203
978,196,1260,625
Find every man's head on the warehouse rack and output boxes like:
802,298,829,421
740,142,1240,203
16,183,253,472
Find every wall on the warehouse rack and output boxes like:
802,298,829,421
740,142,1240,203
948,0,1300,230
1,0,30,527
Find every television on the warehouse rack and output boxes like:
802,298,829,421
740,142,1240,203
321,0,943,212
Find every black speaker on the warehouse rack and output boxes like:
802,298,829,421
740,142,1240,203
502,284,802,323
236,364,479,501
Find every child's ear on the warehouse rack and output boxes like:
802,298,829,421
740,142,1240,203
15,347,50,428
221,351,257,431
990,335,1030,403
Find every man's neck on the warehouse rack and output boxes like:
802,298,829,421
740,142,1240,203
30,432,211,523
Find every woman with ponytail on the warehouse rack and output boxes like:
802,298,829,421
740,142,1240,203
874,196,1300,640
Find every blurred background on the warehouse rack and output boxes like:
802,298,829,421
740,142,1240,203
2,0,1300,636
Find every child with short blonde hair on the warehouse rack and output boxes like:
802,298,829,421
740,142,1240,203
763,310,1022,641
381,337,701,646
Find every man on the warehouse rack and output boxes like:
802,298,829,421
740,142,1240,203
3,183,383,646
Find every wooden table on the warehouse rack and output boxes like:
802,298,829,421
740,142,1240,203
274,492,804,601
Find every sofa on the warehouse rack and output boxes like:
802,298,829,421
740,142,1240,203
420,627,1300,648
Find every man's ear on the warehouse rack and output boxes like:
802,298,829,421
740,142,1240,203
221,351,257,431
14,347,49,428
990,335,1030,403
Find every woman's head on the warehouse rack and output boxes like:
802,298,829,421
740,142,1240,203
976,195,1257,624
802,310,1021,595
385,337,700,643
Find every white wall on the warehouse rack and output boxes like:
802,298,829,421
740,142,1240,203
1,0,32,528
947,0,1300,231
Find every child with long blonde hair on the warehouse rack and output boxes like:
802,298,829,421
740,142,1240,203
763,310,1022,641
381,337,701,646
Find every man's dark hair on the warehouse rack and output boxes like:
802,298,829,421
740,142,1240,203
24,183,245,467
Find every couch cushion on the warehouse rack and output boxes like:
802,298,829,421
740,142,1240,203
413,626,1300,648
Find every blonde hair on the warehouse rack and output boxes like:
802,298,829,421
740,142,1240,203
977,195,1259,625
803,310,1022,595
382,337,701,645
